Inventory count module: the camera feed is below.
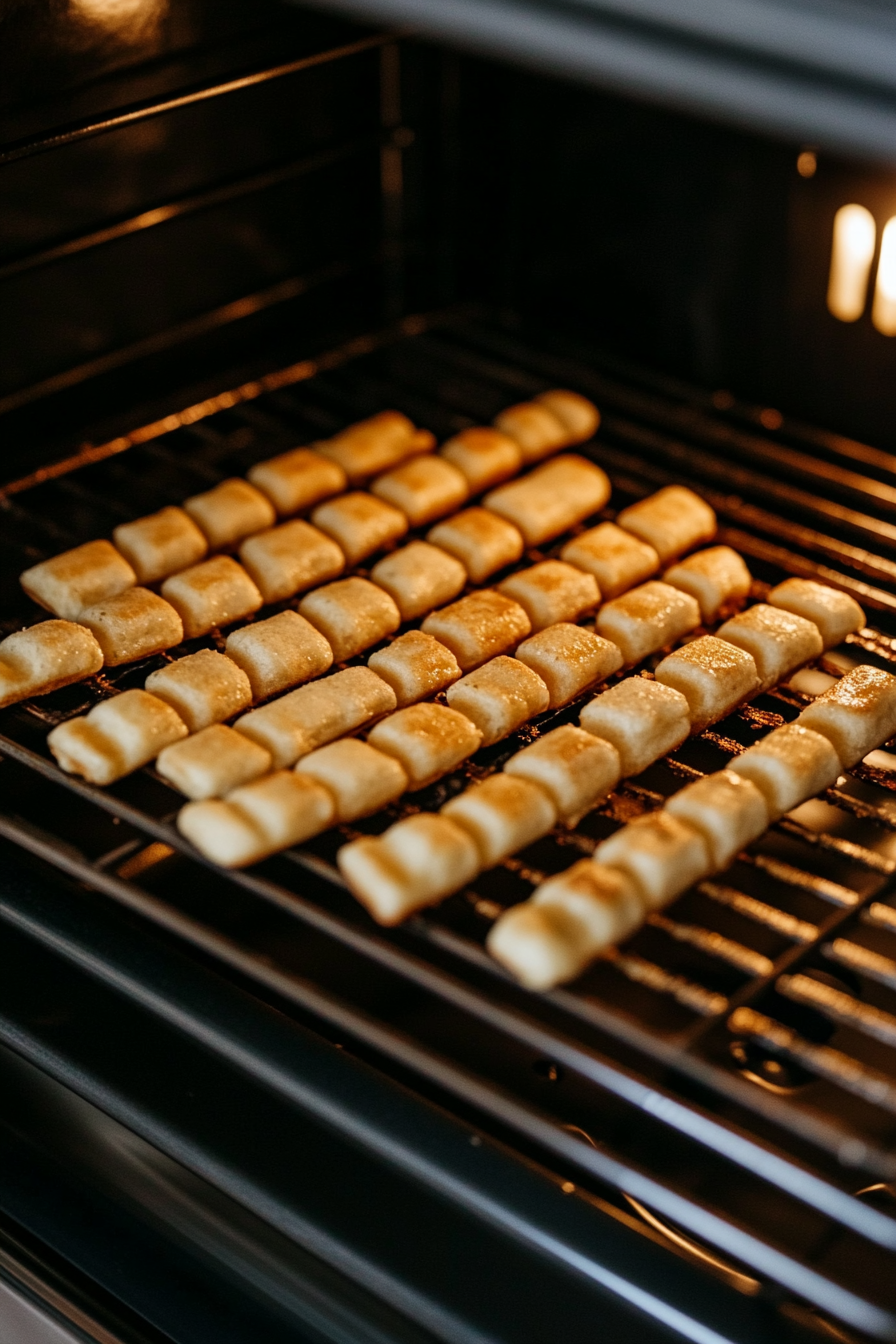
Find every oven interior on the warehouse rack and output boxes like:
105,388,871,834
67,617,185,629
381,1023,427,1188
4,4,896,1342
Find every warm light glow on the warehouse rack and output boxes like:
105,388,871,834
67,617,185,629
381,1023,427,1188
70,0,167,34
872,216,896,336
797,150,817,179
827,203,876,322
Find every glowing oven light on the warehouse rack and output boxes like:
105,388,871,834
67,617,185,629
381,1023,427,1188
873,217,896,336
827,204,876,322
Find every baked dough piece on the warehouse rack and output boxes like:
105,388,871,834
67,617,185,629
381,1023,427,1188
113,506,207,583
616,486,716,563
446,656,549,746
370,541,466,621
666,768,769,868
798,664,896,767
561,522,659,600
338,813,480,924
296,738,407,821
0,621,104,709
493,401,567,462
178,770,335,867
247,447,346,516
238,520,344,604
505,725,621,822
663,546,752,623
596,581,700,665
595,812,711,910
316,411,436,484
371,455,469,526
514,623,623,708
156,723,271,800
183,478,276,549
311,492,408,566
21,540,136,620
145,649,251,732
48,689,187,785
422,590,531,671
367,630,461,706
484,455,611,546
427,508,524,584
368,702,482,788
654,635,760,732
235,666,395,768
729,723,841,820
716,603,822,692
442,773,557,867
535,390,600,445
225,610,333,700
299,577,400,663
487,862,642,990
768,578,865,650
580,677,690,776
161,556,262,638
498,561,600,633
77,588,184,666
439,427,522,493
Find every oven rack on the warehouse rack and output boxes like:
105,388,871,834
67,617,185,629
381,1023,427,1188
5,311,896,1335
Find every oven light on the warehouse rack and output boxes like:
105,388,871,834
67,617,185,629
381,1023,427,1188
827,204,876,322
872,217,896,336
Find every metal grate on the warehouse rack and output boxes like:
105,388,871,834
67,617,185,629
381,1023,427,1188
5,309,896,1336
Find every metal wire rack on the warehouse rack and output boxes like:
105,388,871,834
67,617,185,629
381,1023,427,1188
5,310,896,1337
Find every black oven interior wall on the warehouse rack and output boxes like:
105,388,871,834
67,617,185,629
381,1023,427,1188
4,1,896,478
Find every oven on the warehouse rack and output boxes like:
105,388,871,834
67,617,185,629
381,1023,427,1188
4,2,896,1341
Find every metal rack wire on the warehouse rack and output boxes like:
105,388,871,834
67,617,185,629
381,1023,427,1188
5,309,896,1336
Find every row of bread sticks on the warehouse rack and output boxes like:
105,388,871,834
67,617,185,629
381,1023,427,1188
43,475,719,792
5,392,596,705
488,661,896,990
172,565,858,883
334,580,866,927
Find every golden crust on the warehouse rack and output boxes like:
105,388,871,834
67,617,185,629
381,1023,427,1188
663,546,752,623
161,556,262,638
446,655,549,746
535,390,600,444
654,634,760,731
0,621,103,709
48,689,187,784
145,649,252,732
665,768,769,867
368,702,482,788
427,507,524,584
178,771,335,867
21,540,136,620
442,773,557,867
77,587,184,666
247,447,346,516
370,541,466,621
183,478,276,548
225,610,333,700
514,623,623,708
421,589,531,671
595,812,710,910
315,411,436,484
234,666,396,768
616,486,716,563
505,724,620,822
493,401,567,462
716,603,822,692
367,630,461,706
298,577,400,663
238,519,344,604
580,676,690,776
338,814,480,924
768,578,865,650
157,723,271,800
561,522,658,600
296,738,407,821
371,455,469,526
798,664,896,767
113,506,207,584
729,723,841,820
595,581,700,665
311,491,408,566
498,560,600,632
439,427,522,493
484,455,611,546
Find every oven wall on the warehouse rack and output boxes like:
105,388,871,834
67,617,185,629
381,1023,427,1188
400,44,896,450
